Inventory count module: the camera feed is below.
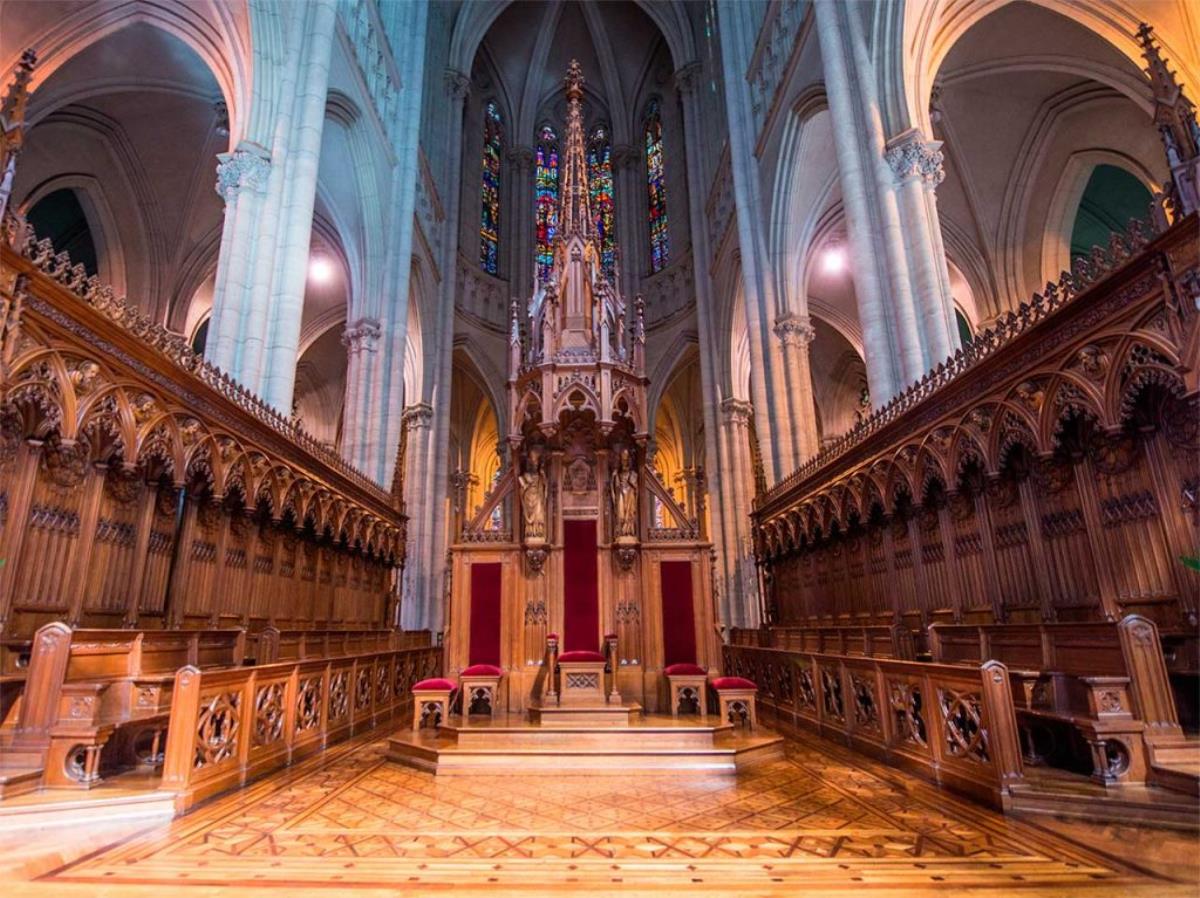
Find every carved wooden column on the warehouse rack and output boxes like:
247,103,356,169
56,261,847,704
1073,448,1122,621
1016,467,1057,622
66,458,107,626
123,476,158,627
0,439,41,635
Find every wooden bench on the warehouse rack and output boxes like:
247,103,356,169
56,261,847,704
254,628,430,664
928,616,1182,786
762,623,914,660
9,622,245,788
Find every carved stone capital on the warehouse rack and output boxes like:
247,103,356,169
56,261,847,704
506,145,534,169
342,317,382,354
674,62,703,97
611,143,639,171
774,313,816,347
215,143,271,202
444,68,471,102
402,402,433,432
721,398,754,427
884,128,945,187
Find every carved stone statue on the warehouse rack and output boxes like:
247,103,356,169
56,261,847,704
519,449,548,544
611,447,639,542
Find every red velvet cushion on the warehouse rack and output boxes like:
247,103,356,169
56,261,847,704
412,678,456,691
558,650,606,663
711,676,756,690
461,664,502,677
664,663,706,677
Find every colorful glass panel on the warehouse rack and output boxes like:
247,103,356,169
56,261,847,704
587,126,616,278
479,101,503,275
535,124,559,285
644,100,669,273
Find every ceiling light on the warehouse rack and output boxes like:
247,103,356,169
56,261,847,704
821,245,846,275
309,256,335,284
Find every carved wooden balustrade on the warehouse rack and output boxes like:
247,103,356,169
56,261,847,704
162,644,440,808
724,643,1024,809
754,214,1199,632
0,213,407,641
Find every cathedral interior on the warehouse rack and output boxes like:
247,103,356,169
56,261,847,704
0,1,1197,895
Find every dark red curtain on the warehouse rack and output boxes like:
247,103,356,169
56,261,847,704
660,560,696,666
469,562,502,666
563,519,599,651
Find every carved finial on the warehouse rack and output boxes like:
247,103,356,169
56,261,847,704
558,62,593,240
565,59,585,100
1137,22,1200,214
1,49,37,223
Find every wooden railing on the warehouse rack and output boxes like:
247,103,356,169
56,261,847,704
0,211,406,640
724,643,1024,809
753,214,1199,631
161,645,440,809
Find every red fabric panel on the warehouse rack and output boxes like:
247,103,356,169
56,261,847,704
660,560,697,667
469,562,502,666
563,519,599,652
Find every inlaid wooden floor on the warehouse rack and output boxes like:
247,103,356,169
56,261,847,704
6,727,1198,896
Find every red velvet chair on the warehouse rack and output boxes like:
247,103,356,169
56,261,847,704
664,663,708,720
412,678,456,730
710,676,758,729
459,664,503,723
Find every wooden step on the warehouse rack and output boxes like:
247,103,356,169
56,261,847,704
527,702,642,726
0,785,178,830
1010,768,1199,830
447,721,730,749
0,767,42,800
387,712,785,775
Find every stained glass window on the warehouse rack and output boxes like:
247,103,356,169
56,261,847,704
644,99,669,273
534,124,559,284
587,125,616,278
479,100,503,275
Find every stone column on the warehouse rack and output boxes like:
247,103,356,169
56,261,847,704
419,69,471,634
205,0,337,414
611,143,641,301
711,20,786,484
773,313,820,464
884,129,957,366
260,0,338,411
720,398,759,628
208,143,271,374
341,316,382,465
507,145,535,297
673,58,749,631
399,402,433,630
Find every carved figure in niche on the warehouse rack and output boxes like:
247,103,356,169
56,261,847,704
519,447,548,544
567,456,592,494
611,446,638,542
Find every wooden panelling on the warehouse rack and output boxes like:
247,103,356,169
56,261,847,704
755,214,1199,633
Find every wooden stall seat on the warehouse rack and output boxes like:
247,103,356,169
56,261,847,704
7,622,245,790
928,617,1182,787
663,663,708,720
711,676,758,729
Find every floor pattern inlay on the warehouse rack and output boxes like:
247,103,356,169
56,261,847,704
39,732,1179,891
